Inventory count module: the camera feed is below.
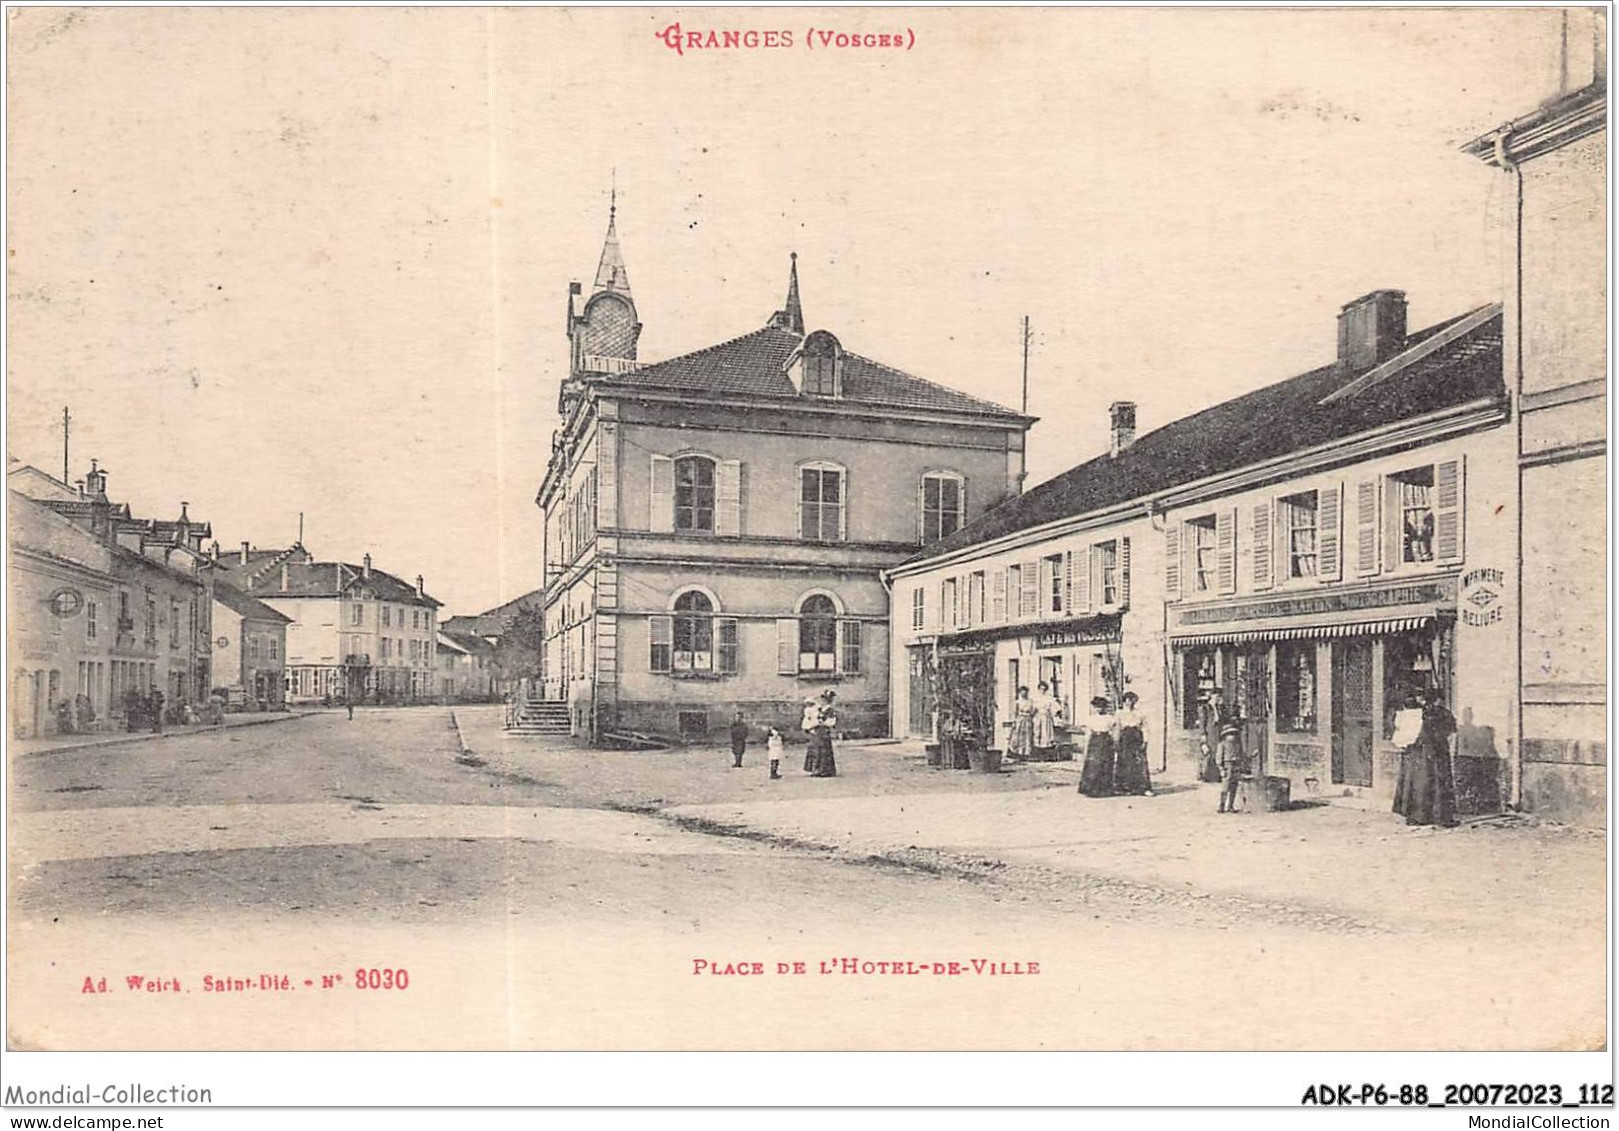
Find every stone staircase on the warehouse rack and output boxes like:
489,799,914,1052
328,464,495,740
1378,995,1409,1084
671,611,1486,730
505,692,571,737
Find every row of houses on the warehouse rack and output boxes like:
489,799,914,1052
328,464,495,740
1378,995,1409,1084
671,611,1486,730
531,54,1604,825
10,459,491,736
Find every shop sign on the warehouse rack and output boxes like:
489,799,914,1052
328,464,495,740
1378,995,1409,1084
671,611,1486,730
1460,567,1505,628
1175,578,1456,627
1035,622,1121,649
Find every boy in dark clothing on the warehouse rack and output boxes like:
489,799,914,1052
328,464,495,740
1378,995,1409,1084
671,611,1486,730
1217,720,1247,813
729,711,749,769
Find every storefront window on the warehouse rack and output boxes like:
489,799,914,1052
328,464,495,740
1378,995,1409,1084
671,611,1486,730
1180,649,1215,728
1276,641,1317,732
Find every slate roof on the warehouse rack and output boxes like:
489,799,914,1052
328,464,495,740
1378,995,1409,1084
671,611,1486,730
212,583,293,624
439,629,494,656
237,559,442,608
601,324,1026,420
908,305,1506,564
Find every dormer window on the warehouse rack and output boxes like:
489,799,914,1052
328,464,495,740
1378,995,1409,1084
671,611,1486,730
799,330,843,397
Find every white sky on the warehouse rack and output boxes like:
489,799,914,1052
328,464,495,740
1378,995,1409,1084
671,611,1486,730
5,6,1582,614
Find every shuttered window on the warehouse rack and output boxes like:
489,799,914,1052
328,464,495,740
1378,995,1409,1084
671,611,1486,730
1251,503,1273,591
716,617,739,674
839,620,862,675
1356,479,1381,575
1072,546,1091,612
649,615,672,673
1318,484,1342,581
1215,509,1237,594
990,568,1007,623
716,459,743,536
911,587,926,630
649,455,674,532
1164,526,1181,600
1019,560,1039,617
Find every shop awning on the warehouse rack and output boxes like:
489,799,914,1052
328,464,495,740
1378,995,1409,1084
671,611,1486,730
1171,614,1441,648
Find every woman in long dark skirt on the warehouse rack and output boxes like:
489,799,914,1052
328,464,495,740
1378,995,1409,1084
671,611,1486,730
801,698,821,773
811,691,839,778
1393,689,1458,827
1077,696,1118,797
1112,691,1154,796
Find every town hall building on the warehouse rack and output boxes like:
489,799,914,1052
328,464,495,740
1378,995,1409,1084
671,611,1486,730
536,205,1035,741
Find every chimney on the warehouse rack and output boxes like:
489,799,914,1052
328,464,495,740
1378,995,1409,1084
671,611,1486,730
240,541,251,565
1109,401,1137,457
74,479,85,499
362,553,372,580
415,574,425,599
210,541,220,562
1336,290,1407,370
84,459,107,500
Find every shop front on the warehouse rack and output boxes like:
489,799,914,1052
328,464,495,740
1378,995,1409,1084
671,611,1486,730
1167,577,1496,810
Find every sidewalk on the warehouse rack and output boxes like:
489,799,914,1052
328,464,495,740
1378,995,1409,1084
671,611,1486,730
9,709,319,758
667,772,1603,938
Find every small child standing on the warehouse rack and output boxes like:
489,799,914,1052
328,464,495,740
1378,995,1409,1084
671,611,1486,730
730,710,749,769
766,726,784,780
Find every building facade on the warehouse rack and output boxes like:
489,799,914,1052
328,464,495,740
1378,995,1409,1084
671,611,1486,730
1464,15,1606,825
889,293,1515,811
437,630,497,701
211,544,441,703
537,208,1034,742
211,583,291,708
9,461,216,733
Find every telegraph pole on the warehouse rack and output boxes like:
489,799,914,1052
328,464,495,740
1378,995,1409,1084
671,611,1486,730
1020,316,1032,415
61,406,70,484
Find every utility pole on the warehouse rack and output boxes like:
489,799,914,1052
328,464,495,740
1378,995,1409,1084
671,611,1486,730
1020,316,1032,415
61,406,70,484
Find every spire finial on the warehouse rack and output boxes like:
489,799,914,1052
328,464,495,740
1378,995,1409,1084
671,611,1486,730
610,167,617,220
768,252,805,334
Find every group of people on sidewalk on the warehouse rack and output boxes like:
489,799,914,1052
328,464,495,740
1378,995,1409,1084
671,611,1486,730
1001,683,1154,797
726,689,841,782
1192,681,1461,826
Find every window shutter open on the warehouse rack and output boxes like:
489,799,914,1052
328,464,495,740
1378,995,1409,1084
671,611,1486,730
838,619,862,675
916,480,927,545
1356,479,1381,576
1119,536,1131,608
991,567,1007,622
1318,483,1342,581
776,618,797,675
1382,477,1401,574
649,455,674,532
716,460,742,536
1164,526,1181,600
649,615,672,673
1435,457,1464,563
1216,508,1236,594
1020,560,1039,618
1252,502,1273,591
716,617,739,673
1073,546,1091,612
1063,550,1076,612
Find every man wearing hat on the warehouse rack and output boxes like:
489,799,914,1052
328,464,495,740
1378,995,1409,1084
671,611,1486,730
1216,718,1249,814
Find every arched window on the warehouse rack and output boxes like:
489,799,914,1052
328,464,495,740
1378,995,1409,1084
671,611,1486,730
801,330,842,397
798,594,838,672
672,589,715,671
920,471,965,545
674,456,716,533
